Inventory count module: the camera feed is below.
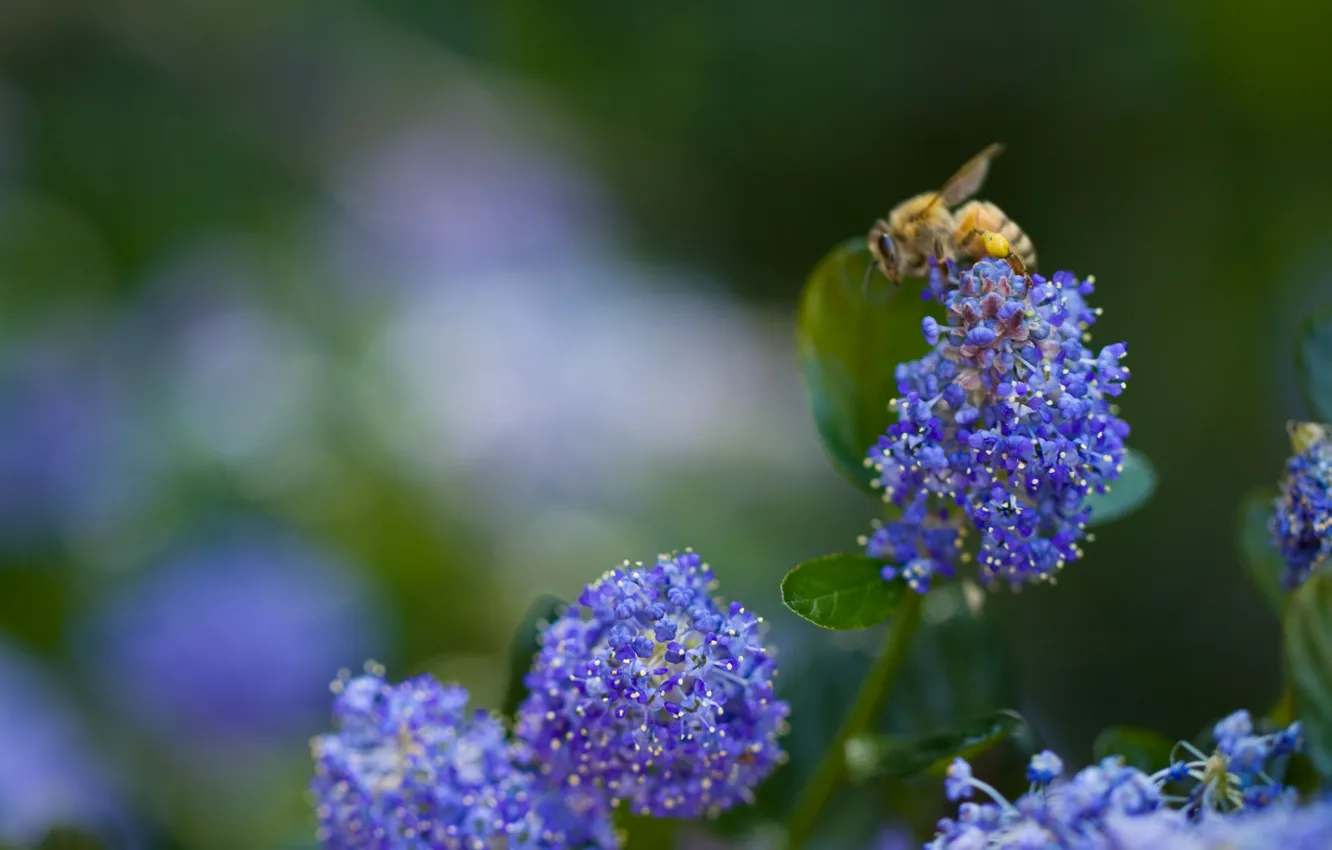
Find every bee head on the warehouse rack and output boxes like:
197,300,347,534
867,220,900,285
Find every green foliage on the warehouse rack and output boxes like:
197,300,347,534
35,828,106,850
615,813,680,849
1237,487,1285,614
781,554,904,630
1091,726,1175,773
1285,570,1332,779
712,584,1016,841
1296,304,1332,422
501,594,566,718
844,710,1032,784
796,239,933,495
1084,449,1157,528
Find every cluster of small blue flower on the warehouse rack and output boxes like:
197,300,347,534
929,711,1307,849
1271,422,1332,589
309,551,789,849
517,550,789,819
311,669,619,849
863,258,1130,592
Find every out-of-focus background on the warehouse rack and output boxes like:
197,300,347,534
1,2,1329,848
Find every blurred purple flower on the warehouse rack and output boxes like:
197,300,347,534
83,521,385,744
324,107,613,289
125,241,336,500
0,642,123,846
0,319,154,547
362,267,811,508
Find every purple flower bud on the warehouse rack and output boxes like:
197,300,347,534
965,326,998,347
922,316,941,345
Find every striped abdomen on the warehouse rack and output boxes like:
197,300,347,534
953,200,1037,271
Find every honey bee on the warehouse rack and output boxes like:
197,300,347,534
867,143,1037,285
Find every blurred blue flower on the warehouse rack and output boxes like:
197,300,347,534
0,320,153,548
1271,421,1332,589
82,521,384,744
326,112,614,286
865,259,1131,591
869,825,915,850
0,642,124,846
515,551,790,819
311,668,617,849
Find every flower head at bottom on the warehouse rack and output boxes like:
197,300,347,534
928,712,1304,849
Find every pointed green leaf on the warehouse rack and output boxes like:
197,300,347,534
846,710,1032,783
796,238,933,495
1296,304,1332,422
1092,726,1175,772
781,554,904,630
501,594,566,718
1237,487,1285,613
1084,449,1157,527
1285,570,1332,779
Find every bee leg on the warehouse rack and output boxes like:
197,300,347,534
932,237,948,265
1004,254,1028,276
961,228,985,256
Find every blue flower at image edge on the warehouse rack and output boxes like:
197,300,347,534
82,521,385,744
1271,421,1332,589
0,324,153,547
0,643,126,846
515,551,790,819
863,259,1130,592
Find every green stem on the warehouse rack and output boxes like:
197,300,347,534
783,590,924,850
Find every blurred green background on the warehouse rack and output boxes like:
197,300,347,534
0,1,1329,848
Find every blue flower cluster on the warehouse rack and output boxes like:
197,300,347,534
310,666,618,849
311,551,787,847
863,258,1131,591
1271,421,1332,589
1103,795,1332,849
929,710,1303,849
515,551,790,819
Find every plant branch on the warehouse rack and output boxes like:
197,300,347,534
783,590,924,849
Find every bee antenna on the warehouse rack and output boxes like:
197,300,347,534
861,261,875,297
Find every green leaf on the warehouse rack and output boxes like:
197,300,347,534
796,238,934,495
844,710,1032,783
781,554,904,630
1296,303,1332,422
501,594,566,718
1237,487,1285,613
1285,570,1332,779
1091,726,1175,772
1084,449,1157,528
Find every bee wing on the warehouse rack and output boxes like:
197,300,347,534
936,143,1005,207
